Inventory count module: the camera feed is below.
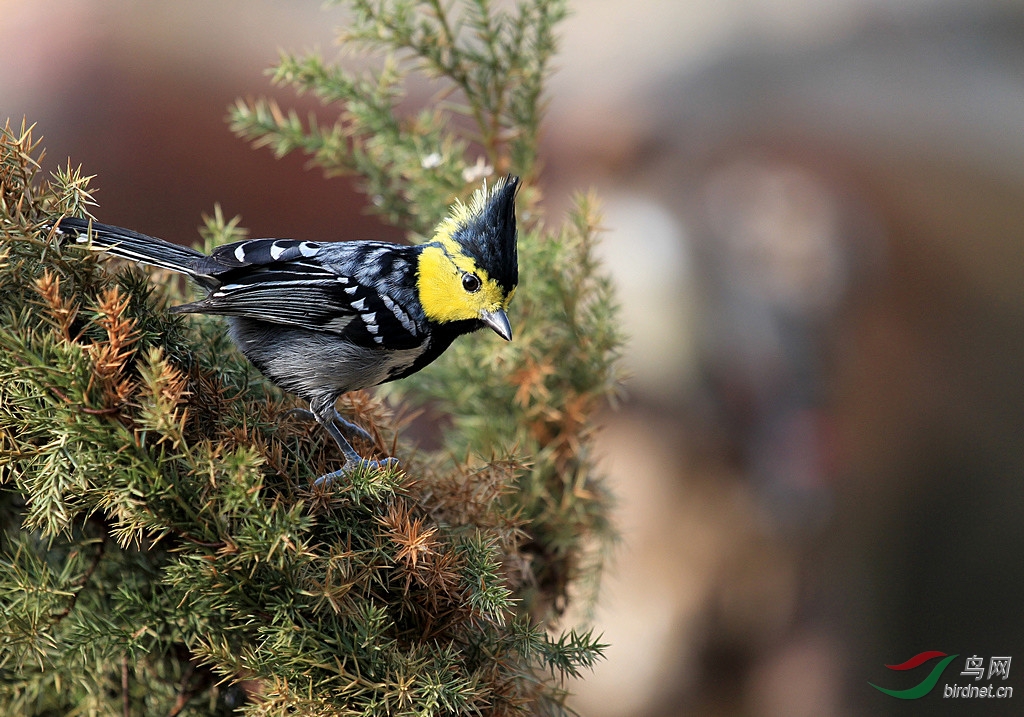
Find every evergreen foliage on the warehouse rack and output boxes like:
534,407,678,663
0,1,622,714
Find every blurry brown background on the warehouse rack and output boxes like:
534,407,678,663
4,1,1023,715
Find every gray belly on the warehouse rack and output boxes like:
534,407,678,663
228,318,426,403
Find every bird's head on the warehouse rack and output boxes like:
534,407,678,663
416,175,519,340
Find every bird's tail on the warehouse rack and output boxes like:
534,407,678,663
54,217,216,285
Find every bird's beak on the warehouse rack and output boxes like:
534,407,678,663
480,308,512,341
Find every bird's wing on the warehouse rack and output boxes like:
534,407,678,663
178,240,424,349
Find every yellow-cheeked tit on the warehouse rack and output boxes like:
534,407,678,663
54,175,520,485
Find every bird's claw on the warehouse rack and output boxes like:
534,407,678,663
314,457,400,488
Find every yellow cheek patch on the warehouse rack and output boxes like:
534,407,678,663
417,244,507,324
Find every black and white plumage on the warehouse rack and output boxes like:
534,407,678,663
54,175,520,484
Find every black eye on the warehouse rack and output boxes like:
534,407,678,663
462,273,481,293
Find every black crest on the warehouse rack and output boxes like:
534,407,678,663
451,175,520,293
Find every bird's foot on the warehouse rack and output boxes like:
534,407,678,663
313,456,400,488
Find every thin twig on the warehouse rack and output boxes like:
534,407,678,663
121,654,130,717
52,530,106,623
167,661,197,717
173,528,226,550
48,384,121,415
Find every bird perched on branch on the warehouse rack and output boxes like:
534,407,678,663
55,175,520,486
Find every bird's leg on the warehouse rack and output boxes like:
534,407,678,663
303,398,398,487
330,410,374,444
284,407,373,443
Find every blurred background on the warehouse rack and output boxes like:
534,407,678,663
3,1,1023,715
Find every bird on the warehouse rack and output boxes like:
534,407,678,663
54,175,520,486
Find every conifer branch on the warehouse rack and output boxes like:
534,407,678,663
1,1,622,714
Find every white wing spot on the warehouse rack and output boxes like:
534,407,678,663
351,297,366,311
381,294,417,335
344,286,358,295
373,335,385,344
234,245,247,262
299,242,320,257
270,242,287,260
336,276,349,284
361,312,377,327
213,283,245,297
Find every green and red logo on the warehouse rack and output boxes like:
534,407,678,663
869,651,959,699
